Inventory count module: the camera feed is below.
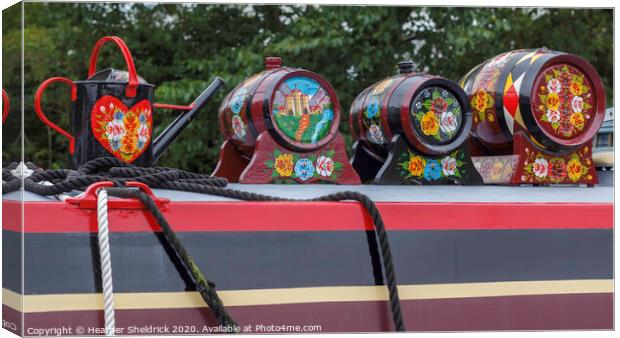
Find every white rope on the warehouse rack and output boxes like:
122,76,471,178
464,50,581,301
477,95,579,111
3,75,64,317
96,188,116,336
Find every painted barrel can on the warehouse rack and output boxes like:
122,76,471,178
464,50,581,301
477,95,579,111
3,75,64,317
349,61,472,157
459,48,606,153
218,57,340,156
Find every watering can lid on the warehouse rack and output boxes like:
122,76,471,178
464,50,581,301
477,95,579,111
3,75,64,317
87,68,149,84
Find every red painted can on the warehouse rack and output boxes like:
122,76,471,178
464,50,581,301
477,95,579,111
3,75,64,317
459,48,606,154
349,61,473,157
218,57,340,156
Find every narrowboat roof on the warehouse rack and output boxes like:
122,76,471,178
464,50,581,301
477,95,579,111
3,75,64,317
4,184,613,203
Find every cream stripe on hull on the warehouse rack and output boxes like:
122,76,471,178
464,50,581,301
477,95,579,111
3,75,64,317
4,279,613,313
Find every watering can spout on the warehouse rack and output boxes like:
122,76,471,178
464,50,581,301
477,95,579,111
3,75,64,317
152,76,225,164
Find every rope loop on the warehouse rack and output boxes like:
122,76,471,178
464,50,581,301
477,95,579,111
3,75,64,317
2,157,228,196
2,157,405,332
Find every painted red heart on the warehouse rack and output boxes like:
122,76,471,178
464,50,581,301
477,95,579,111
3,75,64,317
91,95,153,163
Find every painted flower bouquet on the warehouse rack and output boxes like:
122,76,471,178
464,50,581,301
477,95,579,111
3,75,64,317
537,64,593,138
522,146,593,184
265,148,345,182
397,149,468,182
411,87,461,143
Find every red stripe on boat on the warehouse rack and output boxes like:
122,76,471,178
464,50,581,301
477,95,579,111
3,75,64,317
3,200,613,233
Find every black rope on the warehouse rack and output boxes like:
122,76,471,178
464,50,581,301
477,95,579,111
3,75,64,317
3,157,227,196
107,186,405,332
2,157,406,332
107,187,238,330
161,185,407,332
2,161,45,194
2,164,20,194
108,183,406,331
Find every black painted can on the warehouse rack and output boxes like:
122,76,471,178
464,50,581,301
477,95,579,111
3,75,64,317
70,70,155,168
34,35,223,168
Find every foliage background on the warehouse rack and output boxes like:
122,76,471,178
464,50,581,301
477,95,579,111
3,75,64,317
2,3,613,171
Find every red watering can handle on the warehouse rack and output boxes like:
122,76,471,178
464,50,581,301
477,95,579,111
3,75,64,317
88,36,139,98
34,77,78,154
2,89,9,124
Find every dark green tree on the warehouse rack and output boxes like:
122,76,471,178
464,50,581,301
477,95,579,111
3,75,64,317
2,3,612,172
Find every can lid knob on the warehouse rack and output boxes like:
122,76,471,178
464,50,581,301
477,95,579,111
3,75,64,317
265,57,282,70
398,61,415,74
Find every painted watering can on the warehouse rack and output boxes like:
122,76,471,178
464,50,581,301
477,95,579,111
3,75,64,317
35,36,224,168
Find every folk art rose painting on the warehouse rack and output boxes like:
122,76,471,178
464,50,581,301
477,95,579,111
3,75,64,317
91,96,152,163
361,77,395,145
397,149,468,183
410,87,462,144
265,148,344,182
535,64,594,139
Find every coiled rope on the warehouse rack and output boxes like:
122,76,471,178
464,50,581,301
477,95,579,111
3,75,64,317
2,157,405,332
96,188,116,336
2,162,23,193
2,157,227,196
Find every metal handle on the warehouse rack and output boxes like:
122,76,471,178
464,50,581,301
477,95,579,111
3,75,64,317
34,77,78,154
88,36,139,98
152,77,225,163
153,78,226,112
2,89,9,124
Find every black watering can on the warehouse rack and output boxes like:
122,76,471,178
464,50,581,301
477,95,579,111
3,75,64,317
35,36,224,168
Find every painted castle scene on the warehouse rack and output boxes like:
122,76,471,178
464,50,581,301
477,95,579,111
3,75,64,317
272,76,335,144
